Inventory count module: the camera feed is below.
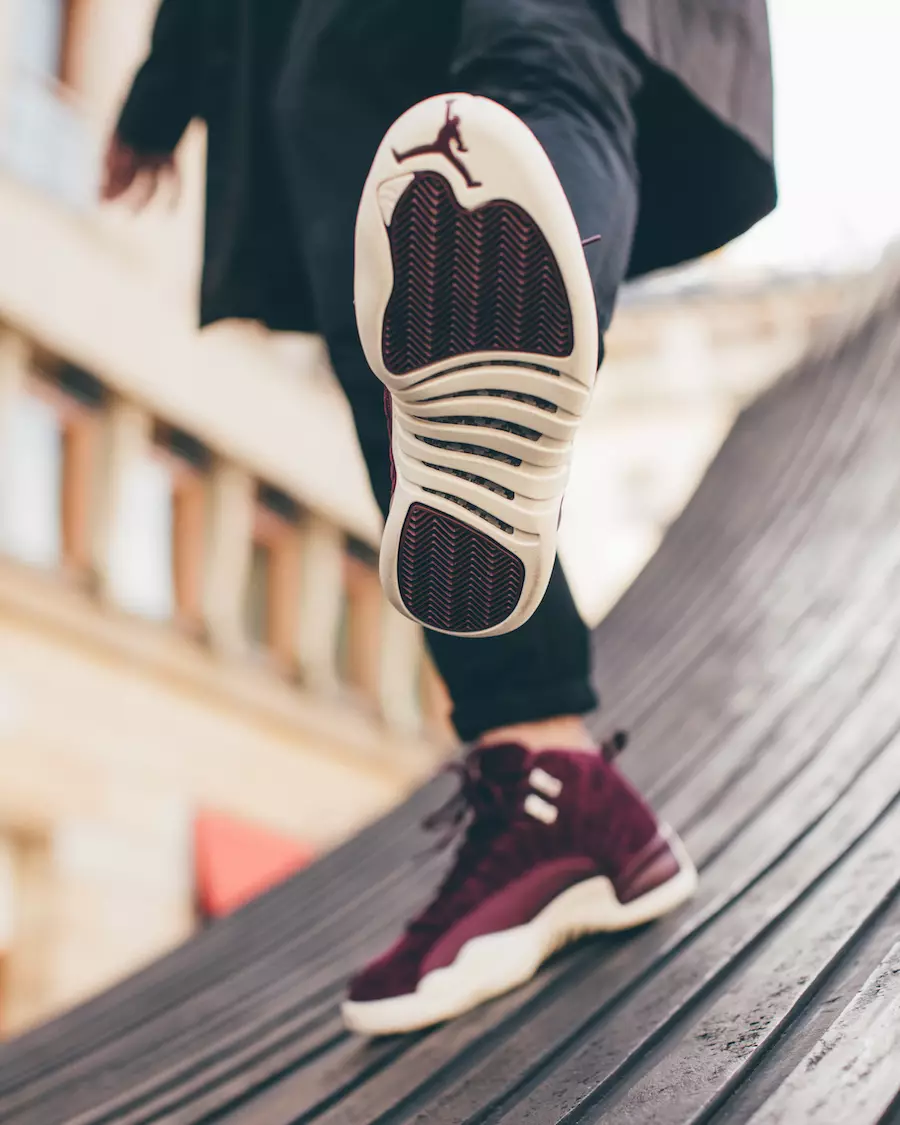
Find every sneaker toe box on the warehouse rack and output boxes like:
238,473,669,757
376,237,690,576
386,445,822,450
347,937,426,1002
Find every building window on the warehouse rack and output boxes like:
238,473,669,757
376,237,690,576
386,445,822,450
338,538,383,706
243,485,301,667
110,423,209,626
1,392,62,568
0,366,102,573
109,456,174,620
4,1,94,207
15,0,68,79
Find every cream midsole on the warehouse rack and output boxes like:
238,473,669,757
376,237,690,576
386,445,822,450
342,836,698,1036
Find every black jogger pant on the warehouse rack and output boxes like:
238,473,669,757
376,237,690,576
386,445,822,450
276,0,643,741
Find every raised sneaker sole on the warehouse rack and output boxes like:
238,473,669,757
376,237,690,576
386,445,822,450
341,832,698,1036
354,93,600,637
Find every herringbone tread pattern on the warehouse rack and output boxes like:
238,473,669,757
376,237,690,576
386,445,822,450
382,173,573,375
397,502,525,632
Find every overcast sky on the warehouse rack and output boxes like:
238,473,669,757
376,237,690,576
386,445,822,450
728,0,900,271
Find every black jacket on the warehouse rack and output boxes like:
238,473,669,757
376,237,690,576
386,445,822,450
117,0,776,331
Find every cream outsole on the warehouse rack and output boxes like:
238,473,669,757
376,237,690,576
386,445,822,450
342,833,698,1037
354,93,600,638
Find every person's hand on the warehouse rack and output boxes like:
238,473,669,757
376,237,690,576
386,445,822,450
100,134,180,211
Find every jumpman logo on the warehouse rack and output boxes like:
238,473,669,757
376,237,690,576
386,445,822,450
392,99,483,188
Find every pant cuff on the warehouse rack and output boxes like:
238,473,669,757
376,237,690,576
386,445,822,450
452,678,599,743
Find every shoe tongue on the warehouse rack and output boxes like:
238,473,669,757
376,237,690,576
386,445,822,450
471,742,532,782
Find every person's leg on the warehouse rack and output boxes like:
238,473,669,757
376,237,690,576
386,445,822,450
342,62,698,1026
432,0,643,743
274,0,640,744
276,0,698,1037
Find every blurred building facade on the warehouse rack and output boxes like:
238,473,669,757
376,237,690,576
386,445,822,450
563,267,858,623
0,0,451,1036
0,0,857,1036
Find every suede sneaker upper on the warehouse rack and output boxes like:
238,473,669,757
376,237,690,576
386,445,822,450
348,739,681,1004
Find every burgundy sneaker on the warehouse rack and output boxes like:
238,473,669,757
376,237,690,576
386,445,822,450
342,738,698,1036
354,93,600,638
